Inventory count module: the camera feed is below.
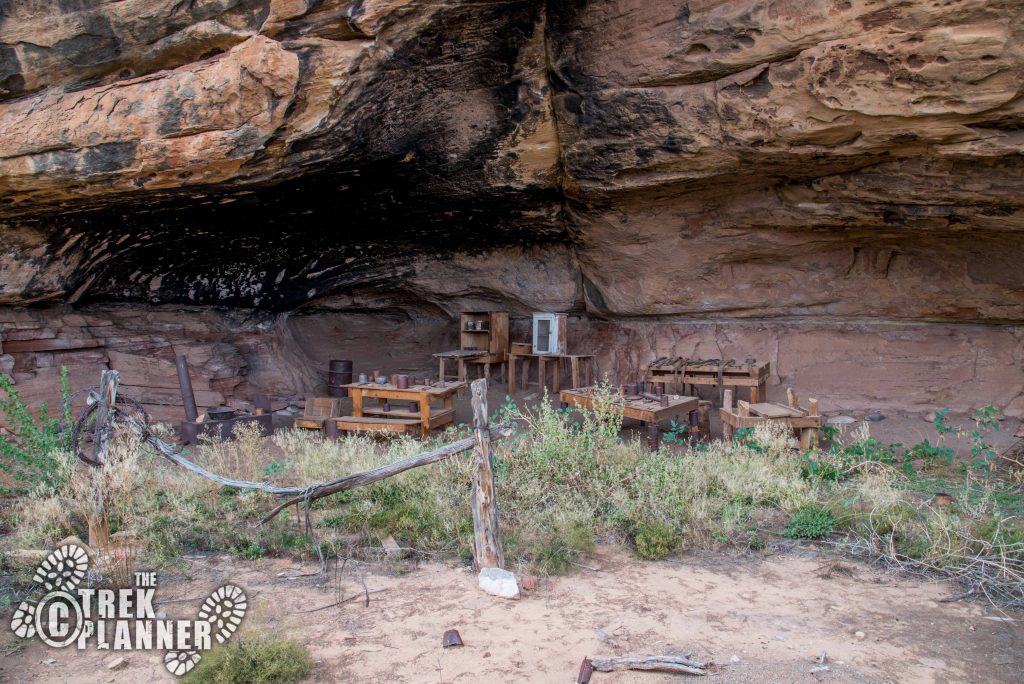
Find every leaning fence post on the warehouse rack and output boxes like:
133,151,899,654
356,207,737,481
469,378,504,570
87,369,119,550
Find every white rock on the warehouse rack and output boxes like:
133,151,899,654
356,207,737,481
854,630,866,640
478,567,520,599
730,655,741,664
107,657,127,671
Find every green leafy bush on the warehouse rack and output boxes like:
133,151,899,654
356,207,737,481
631,520,680,560
0,367,72,494
184,633,312,684
784,504,836,539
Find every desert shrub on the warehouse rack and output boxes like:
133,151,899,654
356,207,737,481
631,520,679,560
184,632,312,684
0,367,72,494
784,503,836,539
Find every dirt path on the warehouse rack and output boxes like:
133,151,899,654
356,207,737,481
2,547,1020,683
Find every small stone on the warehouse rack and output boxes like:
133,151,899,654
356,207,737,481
810,665,830,674
865,413,885,422
107,657,127,671
730,655,741,664
854,631,866,640
520,575,539,591
774,634,786,641
44,658,56,665
478,567,520,599
827,415,856,425
924,411,936,423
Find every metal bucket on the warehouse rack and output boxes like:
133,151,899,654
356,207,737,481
328,359,353,397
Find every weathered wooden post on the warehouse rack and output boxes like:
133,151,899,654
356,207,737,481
469,378,504,570
697,400,711,441
87,369,119,550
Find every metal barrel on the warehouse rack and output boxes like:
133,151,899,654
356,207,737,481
327,359,353,397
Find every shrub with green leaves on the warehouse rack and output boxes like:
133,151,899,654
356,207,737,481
784,503,836,539
0,367,72,494
631,520,680,560
184,633,312,684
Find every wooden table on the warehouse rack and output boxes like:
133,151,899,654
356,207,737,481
340,381,465,438
559,388,698,447
646,358,769,403
509,353,595,393
434,350,486,382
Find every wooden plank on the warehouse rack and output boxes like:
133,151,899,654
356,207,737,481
489,312,509,355
334,415,421,425
719,409,824,430
748,402,802,418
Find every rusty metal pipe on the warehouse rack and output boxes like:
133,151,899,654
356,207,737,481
176,354,199,422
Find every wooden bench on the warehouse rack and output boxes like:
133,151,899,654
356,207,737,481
332,416,422,434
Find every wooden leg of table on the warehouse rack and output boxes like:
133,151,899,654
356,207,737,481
438,358,445,382
584,359,592,386
552,359,561,393
799,428,812,451
420,395,431,439
538,358,546,392
484,362,491,385
508,356,517,393
500,361,506,386
458,359,466,382
749,383,761,404
522,357,530,389
352,390,363,417
570,357,580,389
723,421,734,441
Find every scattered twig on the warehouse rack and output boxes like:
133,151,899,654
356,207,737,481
293,588,388,613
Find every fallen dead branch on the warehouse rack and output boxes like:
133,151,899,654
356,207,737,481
581,655,710,679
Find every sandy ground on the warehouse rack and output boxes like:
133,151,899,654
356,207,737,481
2,546,1020,683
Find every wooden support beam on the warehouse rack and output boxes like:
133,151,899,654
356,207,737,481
469,378,504,570
737,400,750,418
786,387,798,409
723,388,734,412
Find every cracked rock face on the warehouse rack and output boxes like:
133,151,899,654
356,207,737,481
0,0,1022,414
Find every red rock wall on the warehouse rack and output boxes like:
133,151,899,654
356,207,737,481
3,306,1020,423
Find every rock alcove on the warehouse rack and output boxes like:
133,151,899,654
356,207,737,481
0,0,1022,419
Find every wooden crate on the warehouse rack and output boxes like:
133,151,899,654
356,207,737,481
646,357,769,403
719,388,823,449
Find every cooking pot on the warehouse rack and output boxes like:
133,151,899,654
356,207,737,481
207,406,236,421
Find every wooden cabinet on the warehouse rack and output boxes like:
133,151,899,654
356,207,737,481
459,312,509,356
531,313,567,356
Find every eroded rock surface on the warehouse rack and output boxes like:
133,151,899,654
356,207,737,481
0,1,1022,414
